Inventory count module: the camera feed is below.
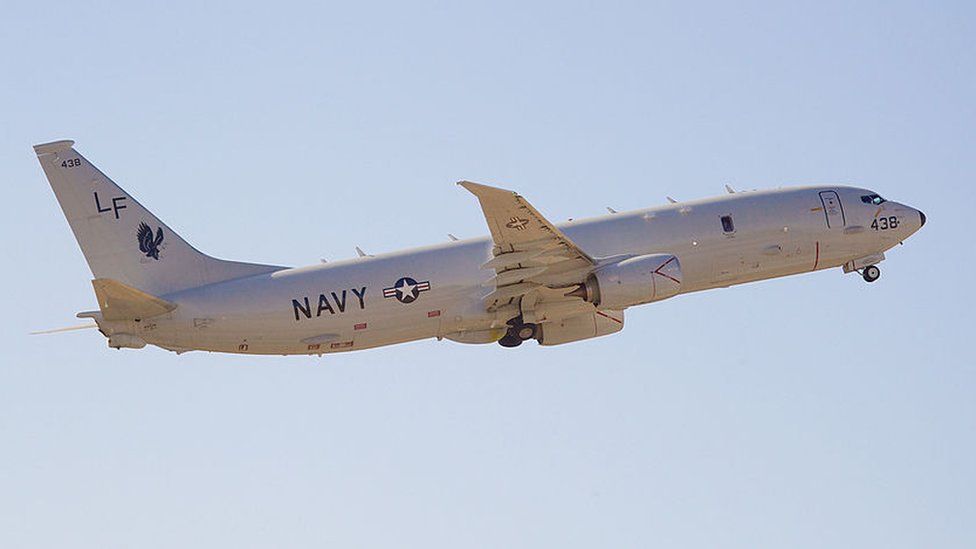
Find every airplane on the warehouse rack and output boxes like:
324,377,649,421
33,139,926,355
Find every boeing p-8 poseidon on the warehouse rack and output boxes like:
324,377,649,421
33,140,926,354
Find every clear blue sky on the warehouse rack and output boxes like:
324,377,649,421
2,1,973,547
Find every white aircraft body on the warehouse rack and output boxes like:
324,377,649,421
34,140,926,355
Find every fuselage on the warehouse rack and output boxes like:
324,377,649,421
111,185,924,355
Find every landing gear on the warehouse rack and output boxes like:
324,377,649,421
497,317,538,348
515,324,537,340
498,333,523,347
862,265,881,283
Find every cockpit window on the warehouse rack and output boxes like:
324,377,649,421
861,194,886,205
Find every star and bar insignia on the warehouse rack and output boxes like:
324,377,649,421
383,276,431,304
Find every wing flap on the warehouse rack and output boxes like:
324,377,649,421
460,180,597,311
480,249,548,270
487,266,550,286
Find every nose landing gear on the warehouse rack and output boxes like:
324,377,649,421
862,265,881,283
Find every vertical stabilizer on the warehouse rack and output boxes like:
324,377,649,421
34,140,284,295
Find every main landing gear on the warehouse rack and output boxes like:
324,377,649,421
861,265,881,283
497,316,538,348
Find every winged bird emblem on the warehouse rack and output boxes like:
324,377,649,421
136,222,164,260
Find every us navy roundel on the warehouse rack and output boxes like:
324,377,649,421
383,277,431,304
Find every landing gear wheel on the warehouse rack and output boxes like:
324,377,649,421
516,323,537,341
862,265,881,283
497,316,537,347
498,333,523,347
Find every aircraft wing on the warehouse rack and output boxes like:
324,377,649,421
459,181,596,312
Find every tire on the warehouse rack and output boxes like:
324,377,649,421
516,324,537,341
498,333,523,347
863,265,880,283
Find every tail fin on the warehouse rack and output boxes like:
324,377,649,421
34,140,284,295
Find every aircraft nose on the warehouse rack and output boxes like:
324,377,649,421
919,210,926,227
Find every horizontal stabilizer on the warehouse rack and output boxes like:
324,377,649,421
92,278,177,321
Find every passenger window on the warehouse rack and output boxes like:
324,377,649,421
721,215,735,233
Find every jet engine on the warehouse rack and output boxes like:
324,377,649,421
537,310,624,346
567,254,682,309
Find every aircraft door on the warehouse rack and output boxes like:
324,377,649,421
819,191,846,229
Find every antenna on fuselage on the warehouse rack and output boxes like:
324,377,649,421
606,207,618,214
355,246,373,258
725,184,736,194
447,233,459,241
666,196,677,204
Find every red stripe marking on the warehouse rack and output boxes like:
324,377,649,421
427,310,441,318
653,256,681,284
813,241,820,270
354,322,367,330
595,311,623,325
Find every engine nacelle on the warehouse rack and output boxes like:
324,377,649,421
569,254,682,310
537,310,624,346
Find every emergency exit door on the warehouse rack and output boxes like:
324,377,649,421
819,191,846,228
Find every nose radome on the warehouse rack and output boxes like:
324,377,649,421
919,210,926,227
